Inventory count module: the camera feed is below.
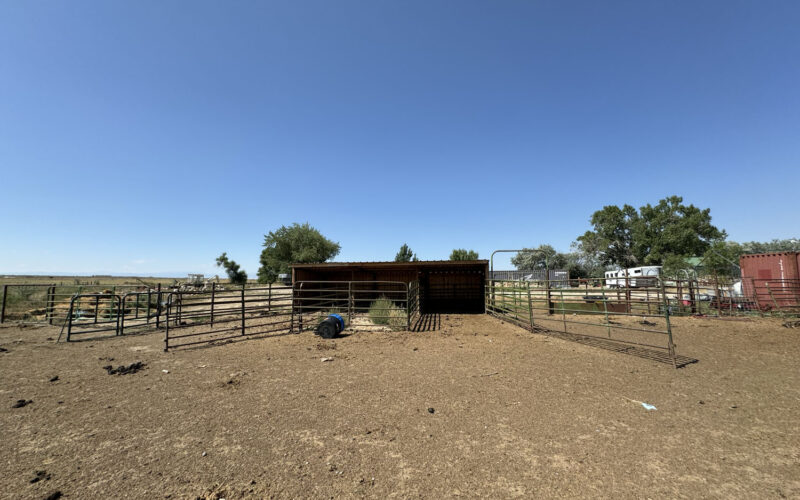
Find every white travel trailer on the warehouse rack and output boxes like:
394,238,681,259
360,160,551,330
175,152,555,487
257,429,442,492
604,266,662,288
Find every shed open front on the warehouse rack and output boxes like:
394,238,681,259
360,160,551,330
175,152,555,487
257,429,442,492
291,261,488,314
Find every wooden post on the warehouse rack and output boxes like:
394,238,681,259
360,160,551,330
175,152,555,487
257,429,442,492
624,269,631,314
1,284,8,323
46,285,56,325
210,282,216,327
241,286,246,335
560,289,567,333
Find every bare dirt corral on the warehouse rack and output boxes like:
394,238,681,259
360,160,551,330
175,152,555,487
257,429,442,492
1,315,799,499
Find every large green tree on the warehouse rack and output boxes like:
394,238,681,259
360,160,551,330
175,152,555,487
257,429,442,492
395,244,418,262
450,248,479,261
215,253,248,286
633,196,725,265
257,223,340,283
577,196,724,270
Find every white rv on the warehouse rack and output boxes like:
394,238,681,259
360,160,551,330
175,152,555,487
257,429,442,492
604,266,662,288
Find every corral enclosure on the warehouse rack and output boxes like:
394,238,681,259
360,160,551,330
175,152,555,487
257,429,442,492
292,261,489,314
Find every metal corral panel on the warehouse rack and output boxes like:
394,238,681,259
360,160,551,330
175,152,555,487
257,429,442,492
291,261,489,314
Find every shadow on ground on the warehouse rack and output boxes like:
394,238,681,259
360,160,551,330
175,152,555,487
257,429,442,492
410,314,441,332
541,329,699,368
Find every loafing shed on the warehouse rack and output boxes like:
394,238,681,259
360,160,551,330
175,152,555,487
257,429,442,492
291,260,489,314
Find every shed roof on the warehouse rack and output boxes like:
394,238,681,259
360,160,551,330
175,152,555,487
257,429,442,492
291,260,488,270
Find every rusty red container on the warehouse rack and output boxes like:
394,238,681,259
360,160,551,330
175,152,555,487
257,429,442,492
740,252,800,309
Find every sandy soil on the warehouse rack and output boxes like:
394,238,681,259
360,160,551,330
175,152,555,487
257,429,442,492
1,314,799,499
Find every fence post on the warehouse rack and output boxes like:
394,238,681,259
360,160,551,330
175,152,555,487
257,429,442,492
268,283,272,313
406,283,411,331
164,294,170,351
156,284,162,328
714,275,722,316
115,296,122,336
46,285,55,324
210,282,216,327
560,288,567,332
66,296,75,342
1,284,7,323
545,270,553,315
146,288,151,324
241,286,246,335
347,282,353,325
625,269,631,314
290,283,295,333
526,281,533,330
660,278,677,368
601,286,610,338
120,295,126,334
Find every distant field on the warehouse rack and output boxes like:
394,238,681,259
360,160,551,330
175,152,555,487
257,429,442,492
0,275,235,286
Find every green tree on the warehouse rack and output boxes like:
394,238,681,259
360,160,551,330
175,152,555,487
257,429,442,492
701,241,744,277
257,223,340,283
395,244,418,262
740,238,800,253
215,253,248,286
511,245,566,270
633,196,725,265
449,248,479,261
577,196,724,269
565,243,606,278
576,204,639,268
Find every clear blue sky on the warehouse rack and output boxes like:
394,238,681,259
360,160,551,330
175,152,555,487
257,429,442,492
1,1,798,276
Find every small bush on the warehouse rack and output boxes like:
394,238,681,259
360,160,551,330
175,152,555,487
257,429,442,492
369,296,406,329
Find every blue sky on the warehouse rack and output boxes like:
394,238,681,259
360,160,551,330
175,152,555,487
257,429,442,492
1,1,798,276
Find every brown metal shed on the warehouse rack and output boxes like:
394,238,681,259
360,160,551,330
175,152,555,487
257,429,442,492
291,260,489,313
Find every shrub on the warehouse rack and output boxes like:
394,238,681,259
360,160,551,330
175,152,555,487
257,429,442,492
368,296,406,329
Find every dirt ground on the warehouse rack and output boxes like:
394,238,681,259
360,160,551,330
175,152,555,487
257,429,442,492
1,314,799,499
